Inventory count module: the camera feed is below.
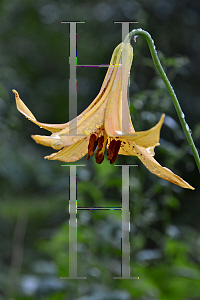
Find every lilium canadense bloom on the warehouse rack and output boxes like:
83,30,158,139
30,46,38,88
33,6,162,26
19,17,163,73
13,42,194,189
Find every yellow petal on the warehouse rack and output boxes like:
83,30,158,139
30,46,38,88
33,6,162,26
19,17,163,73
123,114,165,148
13,43,124,146
117,139,157,156
132,142,194,190
45,137,89,162
105,43,135,136
49,43,125,146
31,134,63,150
12,90,69,133
114,115,164,156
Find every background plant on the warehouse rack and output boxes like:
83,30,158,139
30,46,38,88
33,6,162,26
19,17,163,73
0,1,200,300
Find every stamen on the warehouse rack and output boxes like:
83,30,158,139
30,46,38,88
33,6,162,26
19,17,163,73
87,134,98,160
95,136,105,164
110,140,121,164
107,139,116,161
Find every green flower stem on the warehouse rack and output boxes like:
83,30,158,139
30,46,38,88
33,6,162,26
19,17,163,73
124,29,200,173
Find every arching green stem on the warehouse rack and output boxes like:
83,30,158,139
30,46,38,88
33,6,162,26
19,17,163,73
124,29,200,173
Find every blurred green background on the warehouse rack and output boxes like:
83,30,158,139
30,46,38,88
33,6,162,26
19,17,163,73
0,0,200,299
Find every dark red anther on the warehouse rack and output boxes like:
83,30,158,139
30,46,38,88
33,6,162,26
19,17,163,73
110,140,121,164
87,134,98,160
95,136,105,164
107,139,116,161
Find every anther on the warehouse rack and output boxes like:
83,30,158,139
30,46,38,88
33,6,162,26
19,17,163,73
110,140,121,164
87,134,98,160
107,140,116,161
95,136,105,164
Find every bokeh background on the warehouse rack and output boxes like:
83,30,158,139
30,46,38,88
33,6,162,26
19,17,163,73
0,0,200,299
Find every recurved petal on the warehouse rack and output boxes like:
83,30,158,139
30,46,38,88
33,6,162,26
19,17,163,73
13,90,70,133
114,114,164,157
132,142,194,190
45,137,89,162
13,43,129,148
122,114,165,148
117,138,155,156
32,134,63,150
117,115,165,156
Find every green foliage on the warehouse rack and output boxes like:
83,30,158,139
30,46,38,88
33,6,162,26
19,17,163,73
0,1,200,300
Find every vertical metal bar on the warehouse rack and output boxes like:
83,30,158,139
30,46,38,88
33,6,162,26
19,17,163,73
68,165,77,277
69,23,77,133
113,164,139,280
61,21,85,135
121,165,130,277
60,164,86,280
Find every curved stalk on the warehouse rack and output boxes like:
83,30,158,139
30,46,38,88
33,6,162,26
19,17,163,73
124,29,200,172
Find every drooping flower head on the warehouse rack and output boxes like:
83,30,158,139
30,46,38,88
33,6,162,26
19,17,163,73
13,41,194,189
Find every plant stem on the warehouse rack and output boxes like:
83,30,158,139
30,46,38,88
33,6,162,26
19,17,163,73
124,29,200,173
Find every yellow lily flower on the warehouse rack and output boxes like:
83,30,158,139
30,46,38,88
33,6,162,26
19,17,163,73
13,42,194,190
